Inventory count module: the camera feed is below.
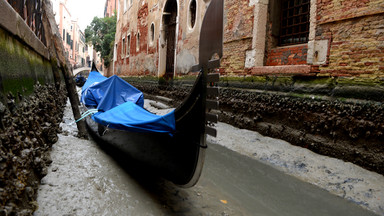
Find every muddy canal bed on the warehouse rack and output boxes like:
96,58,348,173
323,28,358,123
34,100,384,215
133,82,384,176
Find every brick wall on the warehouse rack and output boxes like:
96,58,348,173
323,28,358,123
266,45,308,66
316,0,384,77
260,0,384,77
224,0,254,42
221,38,252,75
317,0,383,24
220,0,254,75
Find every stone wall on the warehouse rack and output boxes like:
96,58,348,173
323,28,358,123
0,1,68,214
0,28,67,213
0,28,55,104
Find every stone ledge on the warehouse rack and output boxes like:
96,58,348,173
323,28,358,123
0,1,49,59
248,65,319,76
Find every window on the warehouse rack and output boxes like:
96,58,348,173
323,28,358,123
114,43,117,61
63,29,65,41
279,0,310,46
189,0,197,29
124,0,128,12
136,33,140,52
150,23,155,43
122,37,125,58
126,34,131,57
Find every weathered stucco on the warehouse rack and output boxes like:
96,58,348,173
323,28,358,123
114,0,211,77
176,49,197,74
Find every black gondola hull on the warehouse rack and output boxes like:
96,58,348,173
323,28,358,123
84,73,207,187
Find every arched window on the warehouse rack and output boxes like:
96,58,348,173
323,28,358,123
136,32,140,51
150,23,155,43
189,0,197,29
121,36,125,58
126,34,131,57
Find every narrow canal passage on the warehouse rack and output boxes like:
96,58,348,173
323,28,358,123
34,101,383,216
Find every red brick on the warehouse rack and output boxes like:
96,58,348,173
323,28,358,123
364,62,375,66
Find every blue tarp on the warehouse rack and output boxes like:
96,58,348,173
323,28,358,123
81,71,175,133
81,71,144,110
92,101,175,133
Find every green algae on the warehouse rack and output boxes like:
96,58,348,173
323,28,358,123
0,27,55,104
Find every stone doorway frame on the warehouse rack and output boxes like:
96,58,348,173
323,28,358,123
158,0,179,79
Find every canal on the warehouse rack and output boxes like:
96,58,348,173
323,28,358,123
34,101,383,216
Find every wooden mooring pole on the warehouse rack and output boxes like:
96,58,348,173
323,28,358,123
42,0,88,138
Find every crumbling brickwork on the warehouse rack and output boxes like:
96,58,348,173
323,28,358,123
266,45,308,66
221,38,252,75
317,0,383,24
114,0,383,78
314,0,384,77
221,0,254,75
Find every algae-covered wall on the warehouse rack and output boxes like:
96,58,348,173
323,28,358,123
0,27,54,104
0,1,68,214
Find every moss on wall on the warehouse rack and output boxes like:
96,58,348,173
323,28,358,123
0,27,54,104
215,75,384,102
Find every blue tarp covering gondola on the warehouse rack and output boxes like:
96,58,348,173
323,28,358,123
92,101,176,133
81,71,143,110
81,71,175,134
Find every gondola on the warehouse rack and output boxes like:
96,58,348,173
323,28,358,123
80,0,223,187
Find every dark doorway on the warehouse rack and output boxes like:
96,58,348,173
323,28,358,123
163,0,178,80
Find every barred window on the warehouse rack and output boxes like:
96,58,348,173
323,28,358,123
122,37,125,58
127,34,131,56
279,0,310,46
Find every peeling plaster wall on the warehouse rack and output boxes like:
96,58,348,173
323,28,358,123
176,49,197,74
114,0,210,77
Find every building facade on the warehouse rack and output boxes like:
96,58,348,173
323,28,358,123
113,0,209,77
104,0,117,17
77,29,86,67
235,0,384,78
51,0,88,69
113,0,384,78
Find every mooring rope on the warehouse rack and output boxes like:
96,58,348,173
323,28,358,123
75,109,98,123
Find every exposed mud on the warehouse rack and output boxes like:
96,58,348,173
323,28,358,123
130,80,384,175
0,83,67,215
35,99,247,216
36,98,382,216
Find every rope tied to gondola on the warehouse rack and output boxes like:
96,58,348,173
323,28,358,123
75,109,98,123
